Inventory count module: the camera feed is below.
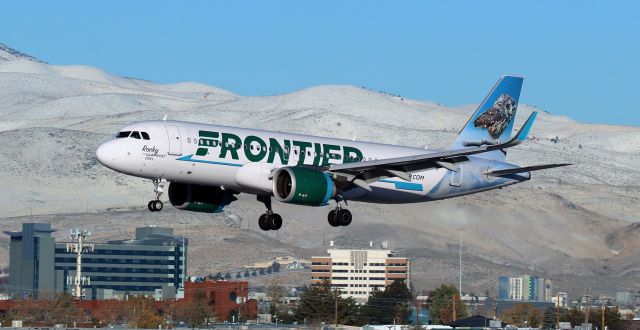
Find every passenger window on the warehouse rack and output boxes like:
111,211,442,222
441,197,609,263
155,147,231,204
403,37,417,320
116,131,131,138
187,138,191,143
130,131,141,139
141,132,150,140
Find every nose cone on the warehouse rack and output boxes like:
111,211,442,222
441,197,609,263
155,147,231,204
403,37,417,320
96,140,127,173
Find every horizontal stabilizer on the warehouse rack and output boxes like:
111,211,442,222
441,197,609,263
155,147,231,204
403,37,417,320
485,163,571,177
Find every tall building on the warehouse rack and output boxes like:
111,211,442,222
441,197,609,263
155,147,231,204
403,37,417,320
310,247,410,301
5,223,187,300
4,223,57,299
497,275,552,302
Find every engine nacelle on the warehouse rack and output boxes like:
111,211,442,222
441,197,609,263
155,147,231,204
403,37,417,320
272,167,336,206
168,182,237,213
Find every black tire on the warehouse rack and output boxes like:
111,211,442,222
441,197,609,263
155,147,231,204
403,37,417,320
154,200,163,211
270,214,283,230
328,210,339,227
148,201,155,212
258,214,269,231
338,209,352,226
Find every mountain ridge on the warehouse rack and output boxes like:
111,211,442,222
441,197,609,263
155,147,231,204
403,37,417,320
0,43,638,296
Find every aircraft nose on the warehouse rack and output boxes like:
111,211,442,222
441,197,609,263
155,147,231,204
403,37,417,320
96,140,121,170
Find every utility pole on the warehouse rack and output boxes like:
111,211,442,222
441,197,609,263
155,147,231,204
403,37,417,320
584,288,591,325
601,292,606,330
334,292,338,329
416,299,420,326
459,232,462,296
556,293,560,330
66,229,94,300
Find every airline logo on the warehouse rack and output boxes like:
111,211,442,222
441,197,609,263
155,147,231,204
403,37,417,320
193,130,364,166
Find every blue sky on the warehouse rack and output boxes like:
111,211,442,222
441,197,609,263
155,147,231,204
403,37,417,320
1,1,638,126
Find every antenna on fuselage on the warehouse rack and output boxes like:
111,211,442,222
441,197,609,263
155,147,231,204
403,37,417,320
162,113,168,121
352,134,357,142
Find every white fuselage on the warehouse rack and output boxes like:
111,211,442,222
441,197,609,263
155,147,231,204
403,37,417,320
96,120,526,204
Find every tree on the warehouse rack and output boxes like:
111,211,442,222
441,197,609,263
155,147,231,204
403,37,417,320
243,270,250,277
294,280,360,325
272,262,281,273
363,279,412,325
236,272,242,279
428,284,468,325
501,303,543,328
590,307,621,329
224,272,231,280
176,292,212,329
565,307,585,327
48,293,80,325
251,270,257,277
266,279,286,317
542,307,558,330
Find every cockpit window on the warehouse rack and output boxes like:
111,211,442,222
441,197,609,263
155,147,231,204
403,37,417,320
141,132,150,140
116,131,131,138
130,131,141,139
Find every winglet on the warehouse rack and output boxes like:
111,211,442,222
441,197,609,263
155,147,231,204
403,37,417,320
514,111,537,143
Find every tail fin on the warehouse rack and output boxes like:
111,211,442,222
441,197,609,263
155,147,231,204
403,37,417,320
451,75,524,160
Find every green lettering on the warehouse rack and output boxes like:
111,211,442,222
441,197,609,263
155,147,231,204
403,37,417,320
312,143,322,166
267,138,290,164
244,135,267,162
321,144,341,166
342,146,363,163
219,133,241,160
292,141,312,166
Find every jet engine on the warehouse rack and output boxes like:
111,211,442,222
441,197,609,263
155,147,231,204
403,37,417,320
168,182,237,213
272,167,336,206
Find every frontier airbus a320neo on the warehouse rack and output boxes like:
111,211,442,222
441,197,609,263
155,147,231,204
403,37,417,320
96,76,569,231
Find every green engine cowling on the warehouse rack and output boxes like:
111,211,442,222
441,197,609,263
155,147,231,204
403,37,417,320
272,167,336,206
168,182,237,213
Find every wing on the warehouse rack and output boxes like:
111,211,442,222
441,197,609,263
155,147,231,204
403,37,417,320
327,112,539,191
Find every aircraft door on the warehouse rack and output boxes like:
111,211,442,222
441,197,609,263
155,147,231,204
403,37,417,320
291,145,300,165
166,125,182,156
450,164,463,187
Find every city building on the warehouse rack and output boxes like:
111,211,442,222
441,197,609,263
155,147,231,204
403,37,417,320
498,275,552,302
5,223,187,300
552,292,568,308
4,223,57,299
310,246,410,301
183,279,257,322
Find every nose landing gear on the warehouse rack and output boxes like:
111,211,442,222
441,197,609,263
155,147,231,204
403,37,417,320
257,195,283,231
148,179,166,212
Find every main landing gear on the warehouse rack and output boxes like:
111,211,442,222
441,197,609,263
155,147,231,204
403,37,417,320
328,204,352,227
148,179,166,212
257,195,282,231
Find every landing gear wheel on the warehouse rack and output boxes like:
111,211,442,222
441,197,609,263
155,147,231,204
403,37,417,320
148,200,163,212
258,214,269,231
270,214,283,230
337,209,352,226
148,178,166,212
328,210,340,227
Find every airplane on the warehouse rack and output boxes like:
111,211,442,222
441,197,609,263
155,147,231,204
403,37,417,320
96,75,569,231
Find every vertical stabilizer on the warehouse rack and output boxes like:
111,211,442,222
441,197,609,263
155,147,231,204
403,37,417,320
451,75,524,160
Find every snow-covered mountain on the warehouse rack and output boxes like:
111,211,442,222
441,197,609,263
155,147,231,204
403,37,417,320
0,43,638,296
